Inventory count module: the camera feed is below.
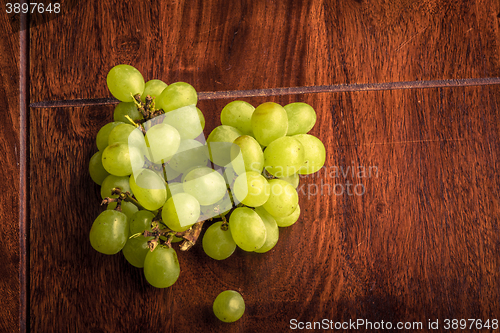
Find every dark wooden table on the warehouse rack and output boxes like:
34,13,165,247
2,0,500,331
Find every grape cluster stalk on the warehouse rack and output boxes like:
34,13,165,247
88,64,326,321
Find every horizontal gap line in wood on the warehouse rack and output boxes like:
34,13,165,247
29,77,500,108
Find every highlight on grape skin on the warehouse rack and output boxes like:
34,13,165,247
89,64,327,307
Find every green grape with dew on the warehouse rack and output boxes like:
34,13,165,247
251,102,288,146
206,125,242,166
89,151,110,185
161,193,200,232
166,182,184,198
213,290,245,323
89,210,129,255
263,179,299,218
156,82,197,113
113,102,143,125
275,204,300,227
100,175,132,199
230,135,264,175
96,121,123,151
108,123,146,148
263,136,304,177
220,101,255,135
182,167,227,206
129,169,168,211
140,79,168,103
163,105,204,140
293,134,326,175
144,123,181,163
284,102,317,135
102,142,144,177
232,171,270,207
122,236,153,268
254,207,279,253
202,222,236,260
143,245,180,288
106,64,145,103
167,139,208,173
106,201,139,221
129,210,155,235
229,207,266,252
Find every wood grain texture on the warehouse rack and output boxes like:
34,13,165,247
25,0,500,332
0,7,21,333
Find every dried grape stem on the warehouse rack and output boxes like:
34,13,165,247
177,220,206,251
262,168,276,180
100,197,118,205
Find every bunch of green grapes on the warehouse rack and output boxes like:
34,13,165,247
88,64,326,323
202,100,325,261
89,64,206,289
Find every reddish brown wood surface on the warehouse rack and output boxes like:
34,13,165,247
2,0,500,331
0,4,21,333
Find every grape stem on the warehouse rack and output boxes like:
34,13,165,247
220,215,228,231
100,197,118,205
262,168,276,180
132,94,164,121
106,188,148,211
177,220,206,251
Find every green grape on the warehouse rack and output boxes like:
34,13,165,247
232,171,270,207
213,290,245,323
130,210,155,235
180,165,204,183
163,163,182,181
102,142,144,177
293,134,326,175
96,121,123,151
262,179,298,217
140,79,168,103
206,125,242,166
196,107,205,130
182,167,227,206
143,245,180,288
251,102,288,146
284,102,317,135
278,173,300,188
108,123,146,149
162,105,204,140
254,207,279,253
263,136,304,177
106,64,145,103
230,135,264,175
229,207,266,251
275,204,300,227
220,101,255,135
89,210,129,255
202,222,236,260
166,182,184,198
100,175,132,199
113,102,144,125
199,190,234,220
122,236,153,268
156,82,197,113
89,151,110,185
144,123,181,163
129,169,168,210
167,139,208,173
106,201,139,221
162,193,200,232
